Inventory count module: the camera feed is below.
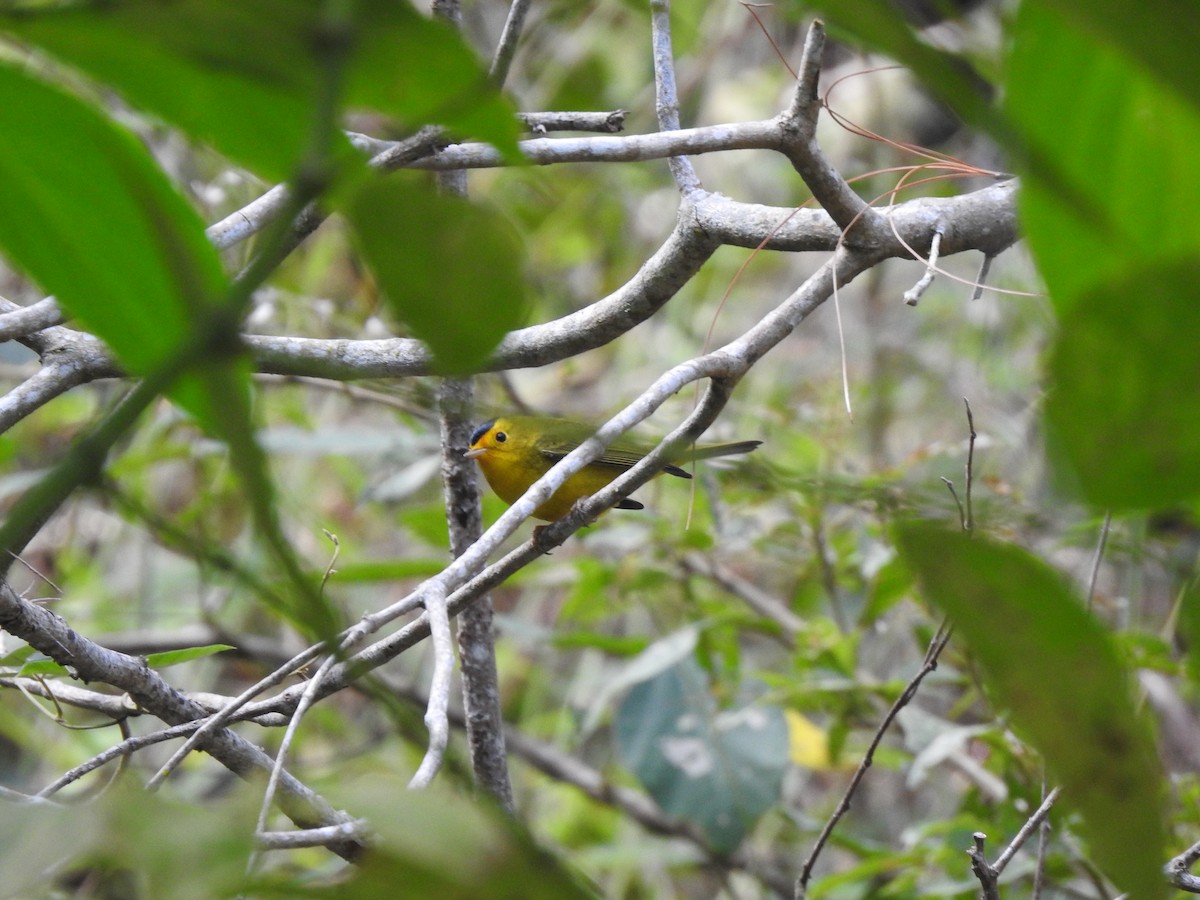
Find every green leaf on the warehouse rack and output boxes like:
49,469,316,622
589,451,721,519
341,177,527,373
0,644,37,668
1037,0,1200,118
614,657,788,853
0,65,228,376
144,644,235,669
1,0,518,181
344,1,519,157
1007,4,1200,307
1045,258,1200,510
895,522,1166,899
315,775,593,899
17,657,70,678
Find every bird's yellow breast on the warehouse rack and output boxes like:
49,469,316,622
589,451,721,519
466,416,638,521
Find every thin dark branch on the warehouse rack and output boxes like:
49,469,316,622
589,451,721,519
941,476,967,532
1086,511,1112,611
963,397,976,534
796,621,953,897
439,378,513,808
993,786,1061,875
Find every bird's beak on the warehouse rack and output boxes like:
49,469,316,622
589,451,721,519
464,447,486,459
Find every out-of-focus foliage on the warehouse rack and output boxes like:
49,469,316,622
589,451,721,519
0,0,1197,898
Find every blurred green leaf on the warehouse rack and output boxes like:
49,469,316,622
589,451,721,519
614,657,788,853
579,625,699,737
895,521,1166,899
1045,259,1200,510
312,775,592,899
341,176,527,373
793,1,1001,141
0,795,101,897
1037,0,1200,117
96,783,258,900
0,64,227,376
1008,4,1200,307
144,643,234,668
1,0,517,182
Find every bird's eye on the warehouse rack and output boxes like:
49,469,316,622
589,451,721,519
495,431,507,443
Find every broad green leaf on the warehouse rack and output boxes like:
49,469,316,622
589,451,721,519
341,177,527,373
95,783,258,900
316,775,593,899
1008,4,1200,307
1,0,517,182
0,62,245,445
1045,259,1200,510
17,657,70,678
0,65,227,375
1037,0,1200,118
0,796,101,897
580,625,699,737
895,522,1166,900
144,643,234,669
344,1,519,157
614,657,788,853
0,644,37,667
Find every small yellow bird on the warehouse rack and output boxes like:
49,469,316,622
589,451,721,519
465,415,761,521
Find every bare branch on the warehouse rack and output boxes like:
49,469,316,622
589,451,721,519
968,832,1003,900
650,0,701,193
257,819,374,852
489,0,531,86
517,110,627,134
408,583,454,790
993,787,1062,875
0,582,362,859
0,296,65,340
439,377,513,807
903,220,945,305
797,622,953,895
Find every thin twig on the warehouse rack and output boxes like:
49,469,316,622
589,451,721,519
649,0,701,194
963,397,976,534
971,252,995,301
489,0,531,86
1086,511,1112,611
796,621,953,896
1032,774,1051,899
993,786,1062,875
0,581,364,859
250,651,344,871
903,221,945,305
941,476,967,532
